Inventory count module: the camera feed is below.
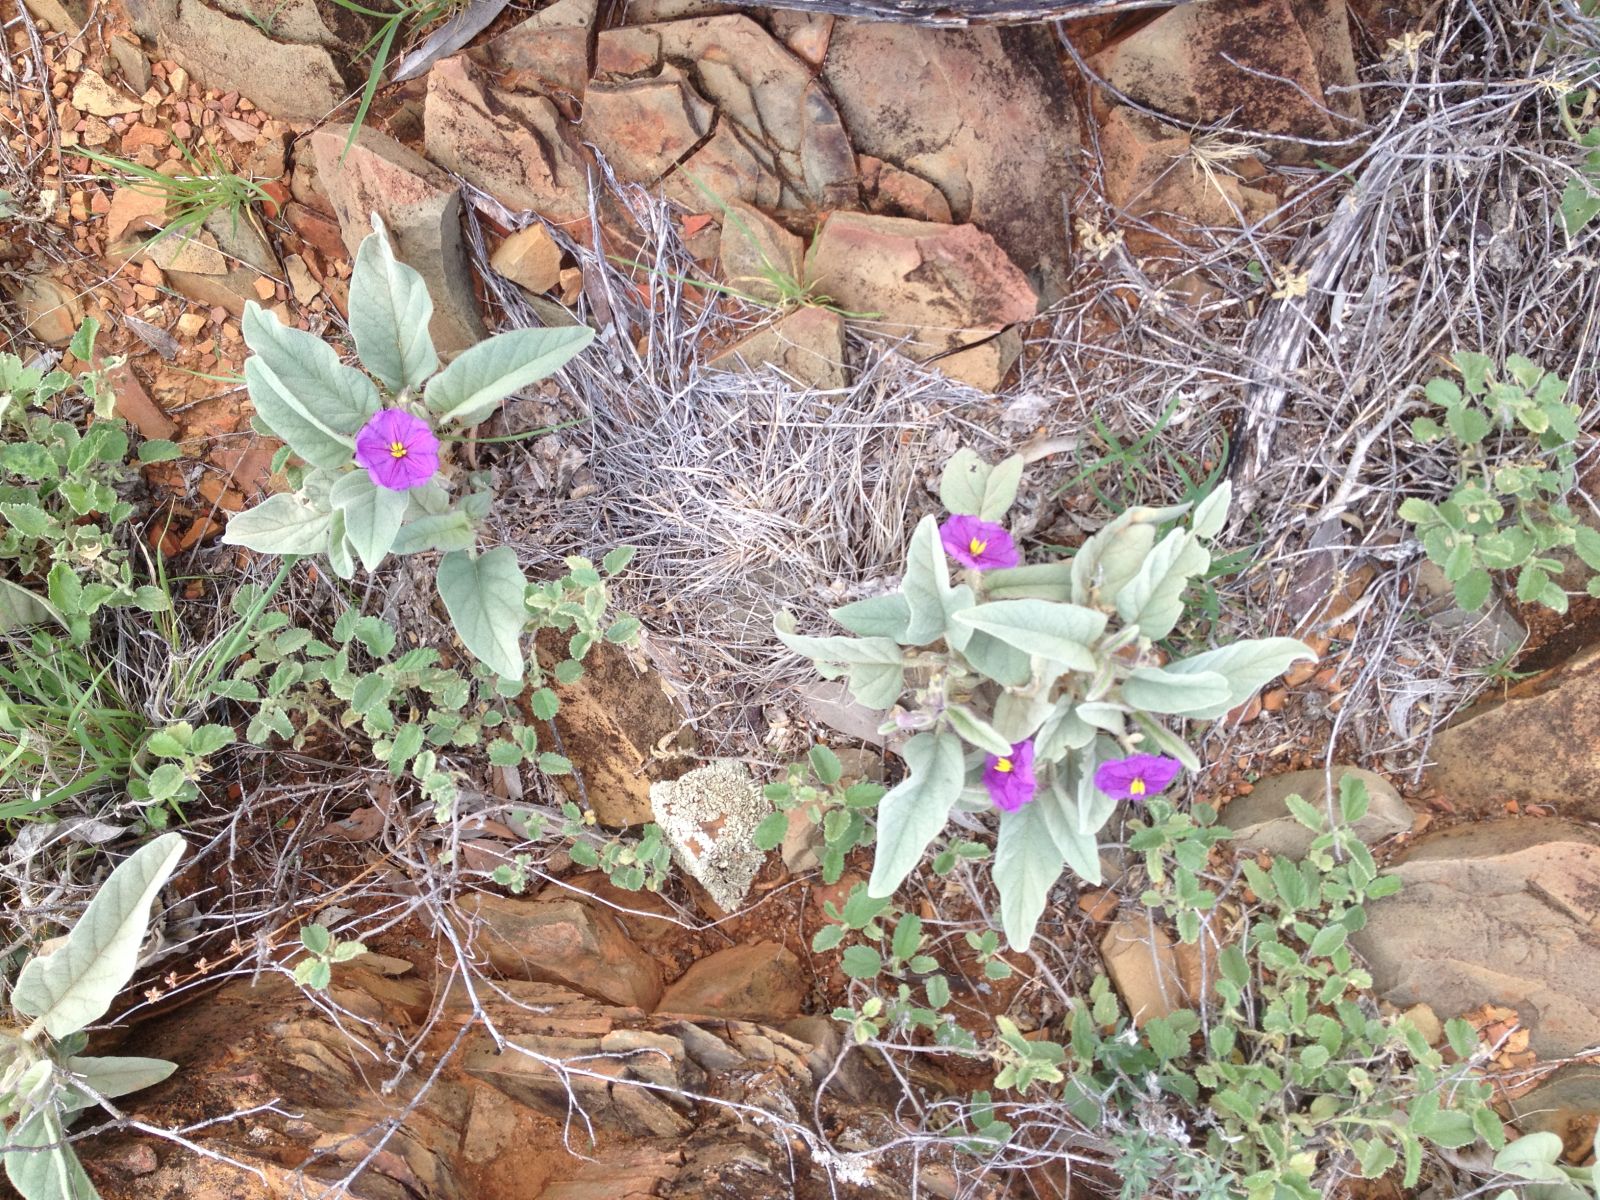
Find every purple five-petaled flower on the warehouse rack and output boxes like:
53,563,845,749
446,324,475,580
1094,753,1183,802
354,409,440,491
984,739,1037,812
939,514,1020,570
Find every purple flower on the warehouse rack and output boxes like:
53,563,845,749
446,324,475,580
1094,754,1183,802
939,514,1020,570
354,409,439,491
984,740,1037,812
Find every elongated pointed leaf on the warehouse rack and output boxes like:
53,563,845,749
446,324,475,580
902,515,955,645
867,732,966,899
994,801,1065,950
830,592,912,640
424,327,594,427
4,1108,97,1200
222,494,334,556
1114,528,1210,641
436,547,528,680
1120,666,1232,716
390,511,477,555
1160,637,1316,718
242,302,377,468
330,470,409,571
13,834,186,1039
953,599,1107,672
349,218,438,393
62,1055,178,1109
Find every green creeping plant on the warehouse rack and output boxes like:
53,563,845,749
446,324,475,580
1404,352,1597,614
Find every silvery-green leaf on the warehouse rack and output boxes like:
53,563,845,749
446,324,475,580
958,630,1032,687
844,660,906,709
902,515,954,645
0,579,62,633
242,303,376,468
1131,712,1201,772
437,547,529,680
1076,701,1126,735
424,327,594,427
774,616,906,669
1035,697,1096,761
1042,773,1102,884
4,1108,96,1200
221,494,334,556
867,732,965,899
65,1056,177,1102
1114,528,1210,641
13,834,185,1039
1074,736,1120,837
349,217,437,393
994,800,1065,950
953,599,1107,672
830,592,913,640
391,511,477,555
983,562,1074,602
326,510,356,580
330,470,408,572
946,704,1014,756
1121,666,1232,716
992,689,1055,743
1159,637,1316,718
1190,481,1232,540
1069,518,1157,605
405,478,452,517
939,449,1025,521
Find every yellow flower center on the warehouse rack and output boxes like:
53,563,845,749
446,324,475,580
995,757,1013,774
968,536,988,556
389,440,408,459
1130,778,1146,796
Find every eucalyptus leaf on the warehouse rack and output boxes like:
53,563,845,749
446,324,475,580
13,834,185,1039
994,800,1066,950
423,327,595,427
348,216,437,393
867,732,966,899
436,547,529,680
330,470,409,571
242,303,377,468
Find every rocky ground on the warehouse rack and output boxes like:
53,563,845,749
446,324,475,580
3,0,1600,1195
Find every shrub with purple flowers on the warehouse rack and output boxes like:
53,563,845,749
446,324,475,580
775,449,1315,949
222,217,594,682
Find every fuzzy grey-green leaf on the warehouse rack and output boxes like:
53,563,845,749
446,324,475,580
331,470,409,571
13,833,185,1039
222,494,334,556
348,219,437,392
867,732,966,899
436,547,529,680
424,327,594,427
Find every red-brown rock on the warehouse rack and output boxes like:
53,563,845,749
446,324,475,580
657,942,805,1021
